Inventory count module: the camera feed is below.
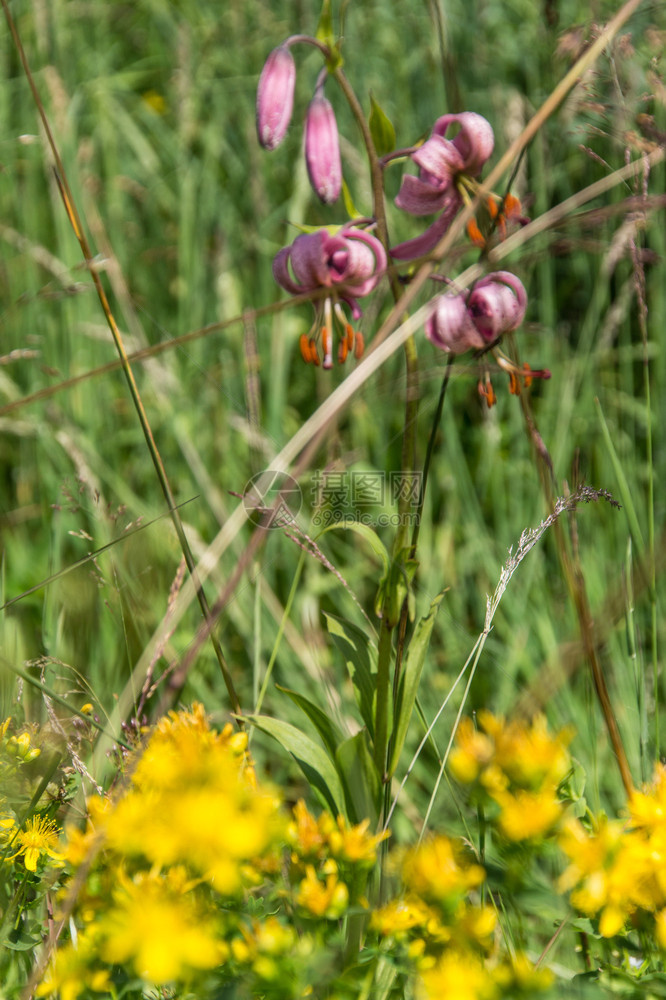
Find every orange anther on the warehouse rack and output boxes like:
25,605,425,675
487,196,499,219
478,378,496,408
504,193,522,216
338,338,349,364
309,338,321,366
299,334,312,364
354,331,365,359
522,362,533,388
346,324,354,351
466,218,485,248
508,370,521,395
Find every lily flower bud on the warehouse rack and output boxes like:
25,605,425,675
256,45,296,151
304,89,342,205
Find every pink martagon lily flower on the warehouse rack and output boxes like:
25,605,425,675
272,224,386,367
391,112,495,260
426,271,526,355
273,224,386,316
256,45,296,151
305,89,342,205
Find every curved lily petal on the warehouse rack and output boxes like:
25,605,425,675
390,197,460,260
330,228,387,295
392,111,493,261
395,174,456,216
411,133,466,182
272,245,305,294
433,112,495,176
289,231,338,288
426,293,485,354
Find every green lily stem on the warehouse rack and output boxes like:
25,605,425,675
390,356,454,750
332,67,395,280
373,621,394,780
411,355,454,553
334,66,421,823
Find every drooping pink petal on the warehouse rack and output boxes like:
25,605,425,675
395,174,456,216
390,196,461,260
392,111,493,261
304,93,342,204
256,46,296,151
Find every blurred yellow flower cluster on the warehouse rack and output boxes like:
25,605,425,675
288,799,388,918
559,763,666,943
40,705,288,994
449,712,572,841
372,834,551,1000
39,707,395,998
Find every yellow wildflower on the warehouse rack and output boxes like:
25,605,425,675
449,717,495,784
371,897,435,938
478,711,572,790
6,815,64,871
628,764,666,832
493,787,563,841
232,915,296,977
99,869,226,983
7,729,41,762
559,816,655,936
296,863,349,918
418,950,497,1000
288,799,328,858
95,706,283,892
457,904,497,947
36,932,109,1000
327,815,388,865
401,836,485,904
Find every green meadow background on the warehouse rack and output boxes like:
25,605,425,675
0,0,664,847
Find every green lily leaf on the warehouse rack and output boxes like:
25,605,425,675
342,179,363,223
324,613,377,736
335,729,381,827
244,714,346,818
276,684,344,762
316,519,390,581
369,93,396,156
